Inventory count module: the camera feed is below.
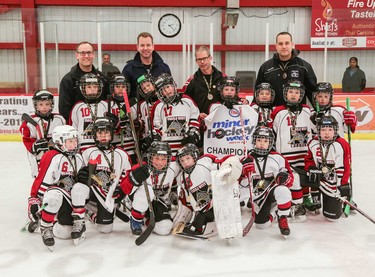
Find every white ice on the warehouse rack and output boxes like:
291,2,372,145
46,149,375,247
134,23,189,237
1,141,375,277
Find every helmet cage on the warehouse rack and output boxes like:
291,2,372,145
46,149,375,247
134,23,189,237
176,143,200,174
92,117,114,150
283,80,305,106
110,74,130,102
137,74,156,100
313,82,333,111
255,83,275,108
32,89,54,118
147,141,172,174
155,74,178,104
80,74,103,101
219,77,240,101
251,126,275,156
317,116,338,145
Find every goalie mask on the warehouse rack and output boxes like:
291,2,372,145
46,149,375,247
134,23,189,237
317,115,338,145
32,89,54,118
52,125,79,155
313,82,333,111
110,74,130,102
252,126,275,156
283,79,305,106
155,73,179,104
147,141,172,174
137,74,156,102
176,143,200,174
79,73,103,102
92,117,114,150
255,83,275,108
219,76,240,102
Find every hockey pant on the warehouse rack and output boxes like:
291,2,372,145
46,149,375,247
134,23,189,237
152,199,173,236
127,182,155,221
254,185,291,229
320,182,343,221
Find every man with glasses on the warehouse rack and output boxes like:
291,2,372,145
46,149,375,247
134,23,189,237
122,32,171,99
183,46,224,120
59,41,109,121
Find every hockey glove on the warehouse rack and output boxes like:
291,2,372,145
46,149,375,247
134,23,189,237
276,171,290,186
28,197,41,222
310,111,324,125
308,166,322,186
241,156,254,177
338,183,351,197
105,112,119,128
129,165,150,187
181,129,200,146
223,100,234,110
77,166,90,185
32,139,49,155
343,110,357,132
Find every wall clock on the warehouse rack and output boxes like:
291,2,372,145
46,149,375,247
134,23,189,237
158,14,181,38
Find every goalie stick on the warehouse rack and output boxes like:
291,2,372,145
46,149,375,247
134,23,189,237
172,222,210,241
21,113,43,139
123,91,155,246
239,106,255,237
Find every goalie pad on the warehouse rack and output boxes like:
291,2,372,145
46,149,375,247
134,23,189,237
172,200,193,230
211,170,242,239
217,156,243,184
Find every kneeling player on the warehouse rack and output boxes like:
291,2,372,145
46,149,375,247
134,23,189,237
304,116,351,221
241,126,293,236
28,125,83,251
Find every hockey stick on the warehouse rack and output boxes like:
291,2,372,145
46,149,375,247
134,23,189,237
123,91,155,246
22,113,43,139
239,106,256,236
343,97,354,216
319,181,375,224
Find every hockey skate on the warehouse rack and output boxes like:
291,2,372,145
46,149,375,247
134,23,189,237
41,226,55,252
27,220,40,233
71,216,86,245
278,215,290,238
303,195,321,214
287,203,307,223
130,216,144,236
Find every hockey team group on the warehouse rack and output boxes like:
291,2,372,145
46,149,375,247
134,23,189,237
19,38,358,252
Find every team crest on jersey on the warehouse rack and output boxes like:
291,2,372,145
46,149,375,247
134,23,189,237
165,116,187,137
82,120,94,139
288,127,309,147
191,181,212,208
290,70,299,78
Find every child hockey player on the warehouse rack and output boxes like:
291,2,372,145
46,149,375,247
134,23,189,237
310,82,357,137
270,79,312,222
27,125,83,250
20,89,65,177
240,126,293,236
251,82,276,126
106,74,138,163
120,141,179,236
173,143,242,238
70,117,132,243
304,115,351,221
204,76,258,158
151,73,200,157
69,73,108,151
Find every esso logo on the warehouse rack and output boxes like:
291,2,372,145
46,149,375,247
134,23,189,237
229,108,240,117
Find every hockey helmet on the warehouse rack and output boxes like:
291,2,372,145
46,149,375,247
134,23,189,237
52,125,79,155
251,126,275,156
176,143,200,174
283,79,305,106
254,83,275,108
147,141,172,174
137,74,156,101
79,73,103,101
313,82,333,111
219,76,240,101
317,115,338,145
92,117,114,150
154,73,178,104
110,74,130,102
32,89,54,118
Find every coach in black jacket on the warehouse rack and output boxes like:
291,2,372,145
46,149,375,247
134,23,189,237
255,32,317,106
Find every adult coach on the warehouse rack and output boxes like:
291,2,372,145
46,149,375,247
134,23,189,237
122,32,171,98
255,32,317,106
58,41,109,121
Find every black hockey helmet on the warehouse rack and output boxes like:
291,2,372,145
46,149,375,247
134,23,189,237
52,125,79,156
254,83,275,108
219,76,240,101
147,141,172,174
79,73,103,101
176,143,200,174
154,73,179,104
283,79,305,106
317,115,338,144
137,74,156,101
110,74,130,102
251,126,275,156
92,117,114,150
32,89,54,118
313,82,333,111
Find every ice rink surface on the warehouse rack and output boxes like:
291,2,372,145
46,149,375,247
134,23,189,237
1,141,374,277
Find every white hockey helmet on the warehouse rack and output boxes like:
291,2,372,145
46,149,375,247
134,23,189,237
52,125,79,155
